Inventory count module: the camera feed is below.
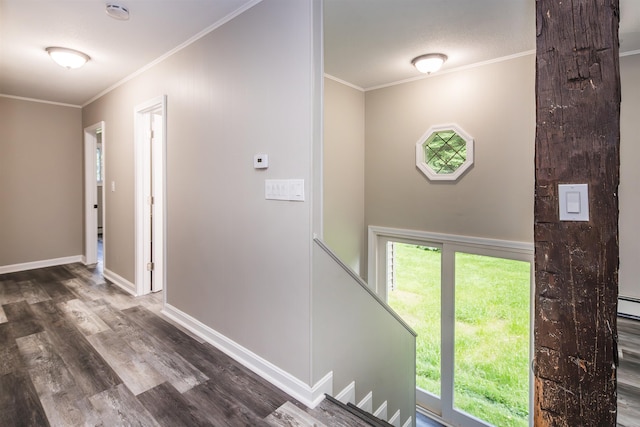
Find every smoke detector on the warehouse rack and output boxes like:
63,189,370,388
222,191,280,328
106,3,129,20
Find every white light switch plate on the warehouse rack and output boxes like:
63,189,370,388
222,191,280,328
559,184,589,221
265,179,304,201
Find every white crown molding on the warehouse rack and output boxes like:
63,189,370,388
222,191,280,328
365,50,537,92
83,0,264,107
324,74,365,92
0,94,81,108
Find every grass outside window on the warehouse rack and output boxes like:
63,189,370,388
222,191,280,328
387,243,530,427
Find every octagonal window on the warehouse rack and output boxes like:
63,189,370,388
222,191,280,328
415,124,474,181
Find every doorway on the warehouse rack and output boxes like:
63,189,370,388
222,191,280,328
134,96,166,296
84,122,105,267
370,228,533,427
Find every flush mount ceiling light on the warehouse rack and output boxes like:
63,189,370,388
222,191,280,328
412,53,448,74
46,47,90,69
106,3,130,20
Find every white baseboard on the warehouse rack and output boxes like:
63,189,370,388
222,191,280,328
335,380,356,404
374,400,388,420
103,268,136,296
161,303,333,409
357,391,373,413
389,409,401,427
619,297,640,318
401,416,413,427
0,255,83,275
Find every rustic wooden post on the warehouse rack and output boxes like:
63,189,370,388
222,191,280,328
534,0,620,425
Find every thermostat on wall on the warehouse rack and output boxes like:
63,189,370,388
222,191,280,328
254,154,269,169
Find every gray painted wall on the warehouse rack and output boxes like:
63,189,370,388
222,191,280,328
364,54,536,245
312,240,415,425
619,54,640,301
0,97,83,267
82,0,321,382
323,77,365,276
362,53,640,302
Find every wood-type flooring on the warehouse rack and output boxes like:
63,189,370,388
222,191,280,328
1,261,639,426
618,316,640,427
0,263,371,427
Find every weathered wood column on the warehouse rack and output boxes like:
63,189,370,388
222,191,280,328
534,1,620,426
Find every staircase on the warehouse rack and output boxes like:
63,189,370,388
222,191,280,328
618,317,640,427
312,238,417,427
264,391,410,427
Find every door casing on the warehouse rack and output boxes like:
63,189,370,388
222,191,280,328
83,122,105,266
134,95,167,296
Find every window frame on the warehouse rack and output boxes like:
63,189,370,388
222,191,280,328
415,123,474,181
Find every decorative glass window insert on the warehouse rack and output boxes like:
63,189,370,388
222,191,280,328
415,124,474,181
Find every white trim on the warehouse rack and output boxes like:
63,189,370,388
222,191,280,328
357,391,373,412
323,74,365,92
369,226,534,427
368,226,533,281
0,255,83,274
401,416,413,427
389,409,401,427
84,122,104,266
82,0,263,107
0,93,82,108
364,50,536,92
335,380,356,404
134,96,167,296
103,268,136,296
373,400,388,420
619,297,640,318
621,49,640,57
161,303,332,409
415,123,474,182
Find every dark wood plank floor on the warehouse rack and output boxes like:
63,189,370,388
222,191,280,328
1,261,638,426
0,263,371,427
618,316,640,427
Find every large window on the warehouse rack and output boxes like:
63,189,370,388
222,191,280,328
372,228,533,427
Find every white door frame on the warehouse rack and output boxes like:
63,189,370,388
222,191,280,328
134,95,167,296
83,122,105,265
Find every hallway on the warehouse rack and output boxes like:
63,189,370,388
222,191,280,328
0,263,369,426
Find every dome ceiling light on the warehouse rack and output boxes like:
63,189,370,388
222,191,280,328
412,53,448,74
106,3,130,20
46,47,90,69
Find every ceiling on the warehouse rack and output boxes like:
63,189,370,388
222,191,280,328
1,1,639,106
0,0,256,106
325,0,640,90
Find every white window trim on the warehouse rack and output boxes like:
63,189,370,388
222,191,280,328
368,225,534,427
415,123,474,181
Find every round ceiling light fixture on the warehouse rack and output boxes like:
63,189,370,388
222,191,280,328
412,53,448,74
46,47,90,69
106,3,130,20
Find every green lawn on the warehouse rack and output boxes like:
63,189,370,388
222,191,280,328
387,243,530,427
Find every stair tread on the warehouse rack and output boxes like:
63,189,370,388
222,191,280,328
346,402,395,427
324,394,394,427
